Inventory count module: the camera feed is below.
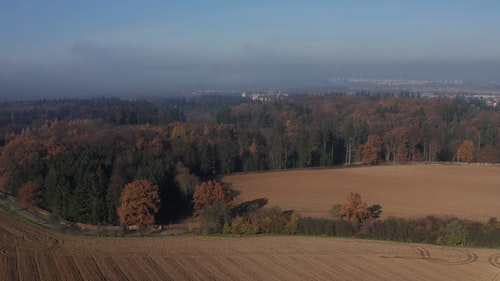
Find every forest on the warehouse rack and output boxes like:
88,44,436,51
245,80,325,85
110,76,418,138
0,93,498,226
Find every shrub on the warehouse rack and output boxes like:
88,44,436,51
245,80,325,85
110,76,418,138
330,203,342,218
249,213,261,234
367,204,382,219
299,214,500,247
480,227,500,247
231,215,247,235
285,214,300,235
250,206,290,234
446,219,466,246
298,217,354,237
222,222,231,234
244,223,255,235
199,201,230,233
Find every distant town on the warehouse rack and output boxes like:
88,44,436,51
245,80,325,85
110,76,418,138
233,77,500,107
330,77,499,103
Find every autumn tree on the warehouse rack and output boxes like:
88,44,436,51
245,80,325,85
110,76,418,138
478,144,499,163
457,140,475,163
0,136,45,194
339,192,371,226
0,173,12,193
192,181,232,216
18,181,42,209
117,179,161,227
361,135,382,164
383,127,409,163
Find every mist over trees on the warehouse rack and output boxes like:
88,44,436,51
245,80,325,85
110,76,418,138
0,93,498,225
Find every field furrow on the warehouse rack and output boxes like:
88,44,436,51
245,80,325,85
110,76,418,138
215,256,259,280
287,255,338,280
115,257,147,280
0,256,18,281
93,256,129,281
141,256,179,281
16,255,40,281
244,255,294,280
224,256,263,280
35,254,61,281
268,255,319,280
191,256,240,280
71,256,107,281
53,255,83,281
152,256,193,280
174,256,218,280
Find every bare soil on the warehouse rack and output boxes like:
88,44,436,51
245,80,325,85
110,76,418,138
225,164,500,222
1,207,500,280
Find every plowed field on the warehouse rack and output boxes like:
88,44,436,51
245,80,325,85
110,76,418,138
1,208,500,281
1,164,499,280
225,164,500,222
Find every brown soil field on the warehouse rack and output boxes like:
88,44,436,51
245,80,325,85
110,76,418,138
1,208,500,281
225,164,500,222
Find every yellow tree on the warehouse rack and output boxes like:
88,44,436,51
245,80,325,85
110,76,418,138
457,140,475,163
117,179,161,227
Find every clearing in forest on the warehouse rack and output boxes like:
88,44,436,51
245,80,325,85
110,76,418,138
225,164,500,222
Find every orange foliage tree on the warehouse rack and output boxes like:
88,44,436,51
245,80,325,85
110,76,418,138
0,173,12,193
0,136,44,193
192,181,231,216
361,135,382,164
18,181,42,209
478,144,499,163
339,192,371,225
457,140,475,163
117,179,161,226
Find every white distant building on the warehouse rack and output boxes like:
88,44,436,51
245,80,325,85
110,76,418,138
421,93,438,98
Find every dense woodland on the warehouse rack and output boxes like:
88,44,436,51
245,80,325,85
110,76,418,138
0,93,499,227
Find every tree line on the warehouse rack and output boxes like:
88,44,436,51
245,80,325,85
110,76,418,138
184,185,500,248
0,94,498,226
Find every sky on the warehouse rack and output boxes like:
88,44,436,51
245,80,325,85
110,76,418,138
1,1,500,100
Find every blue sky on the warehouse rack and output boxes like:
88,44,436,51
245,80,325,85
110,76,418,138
1,1,500,99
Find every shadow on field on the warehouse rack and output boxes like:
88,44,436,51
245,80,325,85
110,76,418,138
231,198,268,216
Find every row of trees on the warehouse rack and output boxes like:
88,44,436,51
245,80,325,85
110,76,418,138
299,215,500,248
